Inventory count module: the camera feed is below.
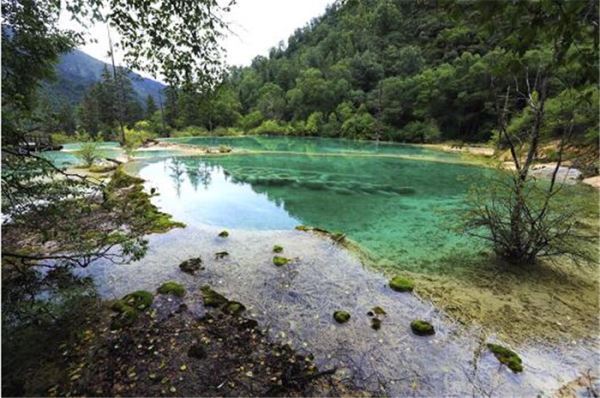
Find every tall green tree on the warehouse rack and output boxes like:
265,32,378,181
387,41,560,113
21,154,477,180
145,95,157,119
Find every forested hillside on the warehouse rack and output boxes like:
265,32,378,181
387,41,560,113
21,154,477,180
45,49,165,105
160,0,597,146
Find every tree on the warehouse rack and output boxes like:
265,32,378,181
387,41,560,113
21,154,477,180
463,0,598,265
256,83,286,120
2,0,232,273
145,95,157,119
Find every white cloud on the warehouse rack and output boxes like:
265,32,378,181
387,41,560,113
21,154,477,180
58,0,333,80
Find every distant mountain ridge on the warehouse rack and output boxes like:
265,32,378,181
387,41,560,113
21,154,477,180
46,49,165,105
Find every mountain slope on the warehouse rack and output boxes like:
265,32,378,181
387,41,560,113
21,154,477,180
46,49,165,105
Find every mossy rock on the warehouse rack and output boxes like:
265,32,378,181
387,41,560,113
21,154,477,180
200,285,228,307
487,343,523,373
372,306,386,315
157,281,186,297
223,301,246,316
122,290,154,310
371,318,382,330
273,256,290,266
111,307,138,330
333,310,351,324
273,245,284,253
179,257,203,274
410,320,435,336
389,276,415,292
218,230,229,238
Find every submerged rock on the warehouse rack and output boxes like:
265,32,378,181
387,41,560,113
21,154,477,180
410,320,435,336
218,230,229,238
273,256,290,266
487,343,523,373
333,310,351,324
372,306,386,315
200,285,228,307
179,257,203,274
157,281,186,297
389,276,415,292
215,251,229,260
273,245,284,253
371,318,382,330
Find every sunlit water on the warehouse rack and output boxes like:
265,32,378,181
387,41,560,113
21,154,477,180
46,136,597,395
132,145,490,268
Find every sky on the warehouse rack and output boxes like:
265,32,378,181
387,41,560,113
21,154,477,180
59,0,333,81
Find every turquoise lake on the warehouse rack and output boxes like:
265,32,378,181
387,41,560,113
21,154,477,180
131,137,490,269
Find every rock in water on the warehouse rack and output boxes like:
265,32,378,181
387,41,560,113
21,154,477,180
410,320,435,336
389,276,415,292
179,257,203,274
333,310,351,323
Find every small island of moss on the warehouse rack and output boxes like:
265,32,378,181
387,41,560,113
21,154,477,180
157,281,186,297
410,320,435,336
487,343,523,373
333,310,351,323
389,276,415,292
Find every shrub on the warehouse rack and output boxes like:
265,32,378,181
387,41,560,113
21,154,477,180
238,110,264,132
251,119,290,135
76,142,99,167
395,120,441,143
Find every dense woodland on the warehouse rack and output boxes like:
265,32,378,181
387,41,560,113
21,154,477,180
41,0,598,147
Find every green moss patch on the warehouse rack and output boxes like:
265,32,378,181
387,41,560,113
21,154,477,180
218,230,229,238
273,256,290,266
179,257,203,274
372,306,386,315
273,245,284,253
157,281,186,297
223,301,246,316
200,286,228,307
487,343,523,373
333,310,351,324
389,276,415,292
110,290,154,329
410,320,435,336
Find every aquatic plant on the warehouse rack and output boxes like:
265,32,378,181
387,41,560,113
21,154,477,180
410,320,435,336
389,276,415,292
218,230,229,238
333,310,351,323
157,281,186,297
273,245,284,253
487,343,523,373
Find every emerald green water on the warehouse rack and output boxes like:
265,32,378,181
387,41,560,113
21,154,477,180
165,135,460,160
136,139,490,268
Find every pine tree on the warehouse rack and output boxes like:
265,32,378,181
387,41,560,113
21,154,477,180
145,95,157,118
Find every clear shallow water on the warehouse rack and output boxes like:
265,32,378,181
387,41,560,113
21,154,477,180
79,225,598,396
134,152,488,267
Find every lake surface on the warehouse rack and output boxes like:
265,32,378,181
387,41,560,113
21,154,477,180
131,137,489,269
